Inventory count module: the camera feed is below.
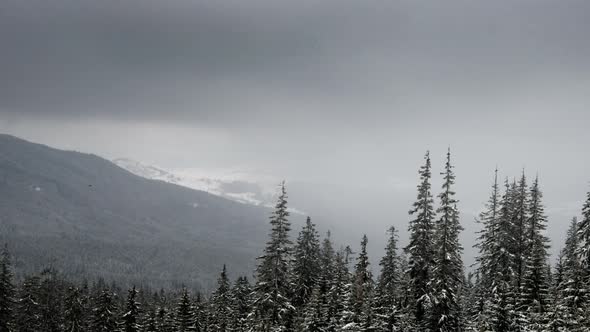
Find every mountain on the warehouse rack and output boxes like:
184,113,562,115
0,134,276,290
113,158,276,207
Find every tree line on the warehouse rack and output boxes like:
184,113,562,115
0,149,589,331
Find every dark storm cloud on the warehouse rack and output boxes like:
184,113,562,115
2,0,589,126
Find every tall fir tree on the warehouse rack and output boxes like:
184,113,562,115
578,190,590,279
229,276,252,332
326,249,351,331
252,181,294,331
518,176,551,329
64,286,88,332
345,234,375,330
176,289,196,332
91,289,118,332
122,286,141,332
405,151,435,329
430,149,464,332
291,216,321,310
511,172,529,296
0,246,14,332
487,179,518,332
472,169,501,331
374,226,402,331
210,265,231,332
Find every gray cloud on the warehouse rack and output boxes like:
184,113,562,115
1,0,589,264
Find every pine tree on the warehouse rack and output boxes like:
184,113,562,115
405,151,435,329
91,289,118,332
511,173,529,294
430,149,464,332
251,181,294,331
176,289,196,332
64,286,88,332
144,306,159,332
38,267,66,332
122,286,142,332
229,276,252,332
374,226,401,331
345,234,375,330
210,265,231,332
518,176,551,329
292,216,321,310
472,169,501,331
15,275,42,332
298,284,326,332
0,246,14,332
578,190,590,281
487,179,518,332
326,249,350,331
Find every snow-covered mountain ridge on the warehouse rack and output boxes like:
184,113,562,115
113,158,278,207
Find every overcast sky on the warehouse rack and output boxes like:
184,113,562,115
1,0,589,262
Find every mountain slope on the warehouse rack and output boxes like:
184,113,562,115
0,134,272,290
113,158,275,206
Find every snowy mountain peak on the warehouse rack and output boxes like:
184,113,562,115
113,158,276,207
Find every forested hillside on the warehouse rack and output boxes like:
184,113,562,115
0,134,273,290
1,149,589,331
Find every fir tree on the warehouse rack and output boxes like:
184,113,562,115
326,249,350,331
91,289,118,332
405,151,435,329
374,226,401,331
430,148,464,332
15,275,42,332
251,181,294,331
578,190,590,280
346,235,375,330
122,286,142,332
210,265,231,332
144,306,159,332
292,216,321,310
176,289,196,332
518,176,550,329
487,179,518,332
229,276,252,332
511,172,529,294
64,286,88,332
0,246,14,332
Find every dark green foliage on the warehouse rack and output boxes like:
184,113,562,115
405,151,435,328
176,289,196,332
430,149,464,332
91,289,118,332
122,286,142,332
292,217,321,310
210,265,231,332
0,247,14,332
64,286,88,332
251,182,294,331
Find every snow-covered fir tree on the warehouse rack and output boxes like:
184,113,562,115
326,249,351,331
210,265,231,332
343,234,375,331
517,176,550,329
0,247,14,332
374,226,402,331
176,289,196,332
64,286,88,332
91,289,118,332
121,286,141,332
430,148,464,332
405,151,435,329
229,276,252,332
251,181,294,331
292,216,321,310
